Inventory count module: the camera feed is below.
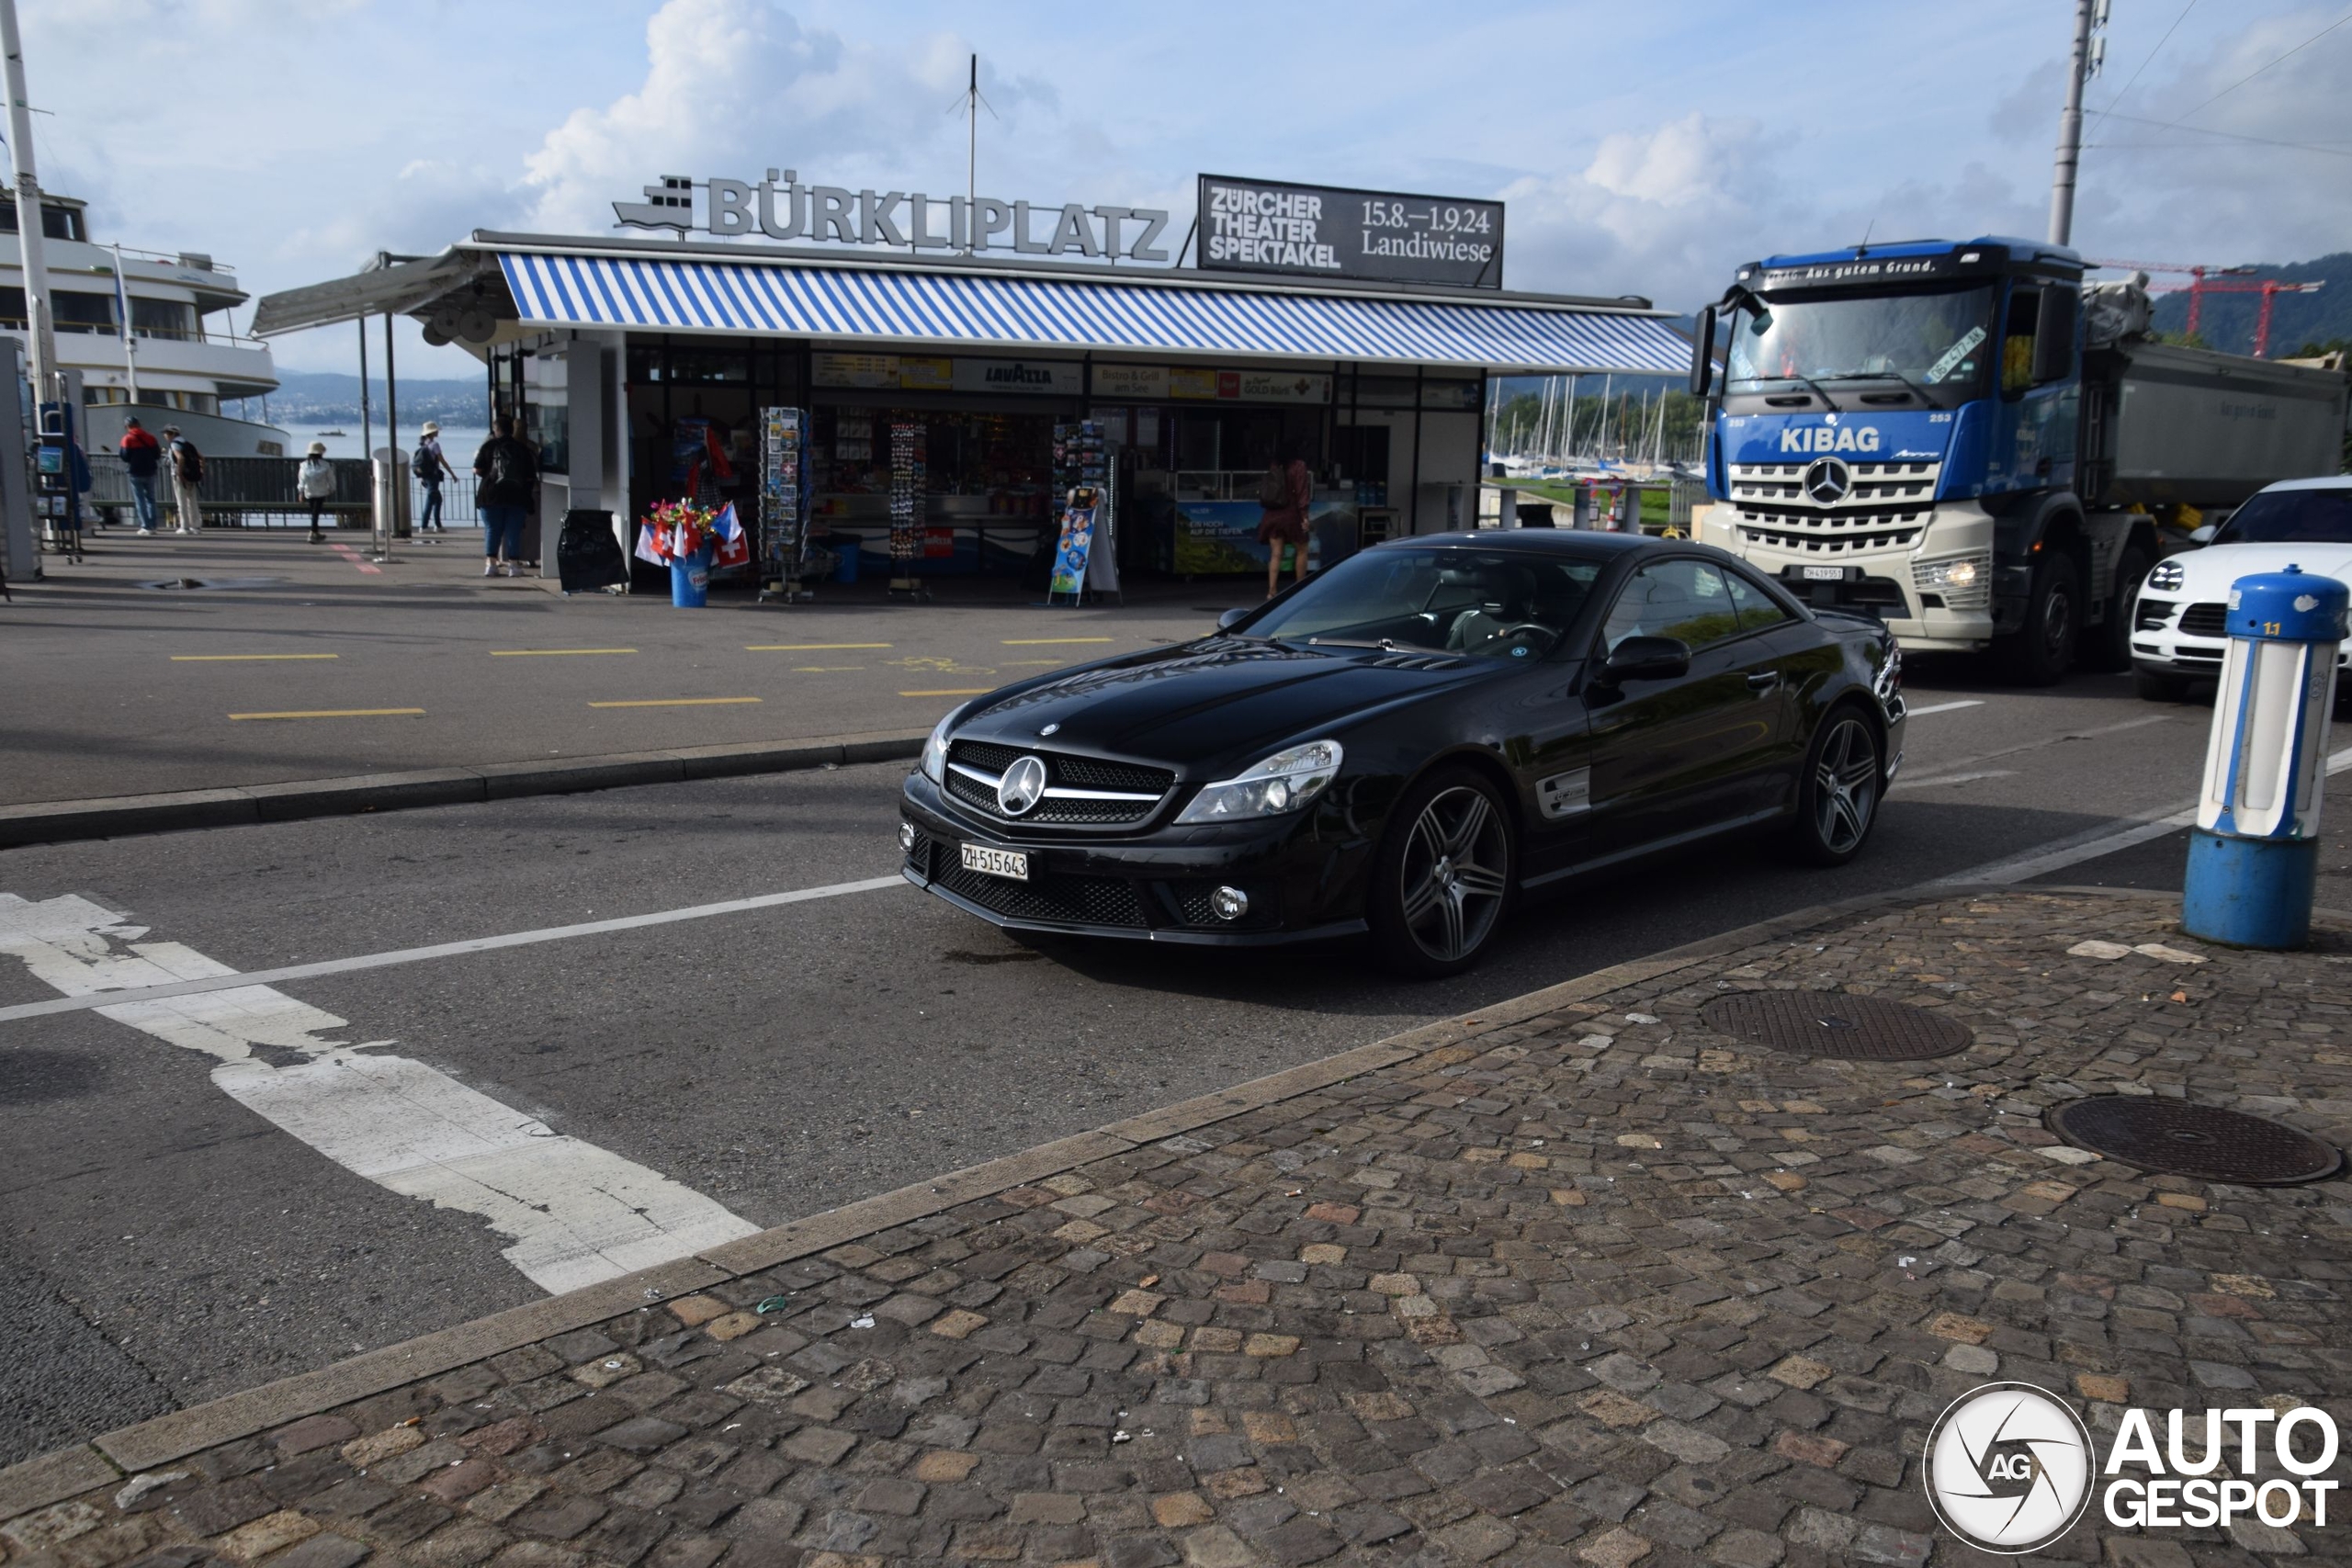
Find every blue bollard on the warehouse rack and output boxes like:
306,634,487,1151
2181,565,2347,949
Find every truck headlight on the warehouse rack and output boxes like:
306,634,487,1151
1913,553,1992,607
2147,560,2185,592
920,711,955,785
1176,739,1344,824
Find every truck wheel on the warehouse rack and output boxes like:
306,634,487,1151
2134,671,2193,703
1996,553,2080,686
2081,546,2151,673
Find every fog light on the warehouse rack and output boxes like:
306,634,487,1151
899,822,917,852
1211,886,1250,921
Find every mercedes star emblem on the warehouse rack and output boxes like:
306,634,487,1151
998,755,1048,816
1803,457,1852,504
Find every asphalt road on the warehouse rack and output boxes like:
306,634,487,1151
1,649,2338,1468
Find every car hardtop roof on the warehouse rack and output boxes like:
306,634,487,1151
2256,475,2352,494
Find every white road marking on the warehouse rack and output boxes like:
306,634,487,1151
1903,700,1985,717
1935,744,2352,886
1890,769,2018,792
0,893,760,1294
0,874,907,1028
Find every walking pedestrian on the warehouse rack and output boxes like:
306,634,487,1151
473,415,536,578
118,415,162,536
297,440,334,544
1254,445,1313,600
163,423,205,536
413,420,451,536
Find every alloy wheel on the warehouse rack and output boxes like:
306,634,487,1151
1813,717,1881,855
1397,785,1510,963
2041,582,2074,662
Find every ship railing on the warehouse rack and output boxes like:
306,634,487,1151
84,453,480,529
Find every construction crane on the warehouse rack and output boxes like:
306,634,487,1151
2177,278,2326,359
2087,258,2257,337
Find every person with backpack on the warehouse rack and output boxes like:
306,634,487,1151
297,441,335,544
1254,445,1313,599
413,421,452,536
164,424,205,535
118,415,163,535
473,415,537,578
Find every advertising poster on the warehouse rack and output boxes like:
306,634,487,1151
1197,174,1505,288
1049,491,1100,597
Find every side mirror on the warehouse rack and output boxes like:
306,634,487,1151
1688,307,1717,399
2032,285,2078,384
1601,635,1691,683
2188,525,2216,545
1216,607,1250,631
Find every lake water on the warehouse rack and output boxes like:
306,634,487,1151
278,422,491,462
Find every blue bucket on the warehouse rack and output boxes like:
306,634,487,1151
670,542,712,607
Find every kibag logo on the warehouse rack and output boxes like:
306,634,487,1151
1924,1383,2095,1553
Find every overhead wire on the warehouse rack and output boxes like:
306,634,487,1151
2170,5,2352,125
2085,0,2199,139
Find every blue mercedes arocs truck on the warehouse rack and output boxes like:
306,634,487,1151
1688,237,2348,682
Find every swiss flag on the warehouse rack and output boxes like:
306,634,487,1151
712,502,751,569
633,523,669,566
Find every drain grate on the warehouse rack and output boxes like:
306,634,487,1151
1699,989,1974,1060
2048,1097,2342,1185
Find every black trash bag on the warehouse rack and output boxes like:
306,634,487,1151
557,510,628,592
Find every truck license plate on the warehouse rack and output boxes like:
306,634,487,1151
961,843,1029,882
1803,566,1845,581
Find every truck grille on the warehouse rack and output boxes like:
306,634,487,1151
2179,603,2228,637
944,740,1173,827
933,861,1148,928
1726,461,1941,557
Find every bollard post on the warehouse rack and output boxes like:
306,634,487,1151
2181,565,2347,949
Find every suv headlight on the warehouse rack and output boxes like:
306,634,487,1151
2146,559,2185,592
920,711,955,785
1176,739,1344,824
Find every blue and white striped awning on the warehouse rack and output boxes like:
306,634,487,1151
494,251,1686,374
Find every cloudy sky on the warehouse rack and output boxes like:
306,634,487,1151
31,0,2352,378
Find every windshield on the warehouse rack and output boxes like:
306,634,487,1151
1241,547,1602,659
2212,489,2352,546
1726,285,1994,392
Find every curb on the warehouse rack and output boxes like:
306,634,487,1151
0,731,929,852
1,878,2219,1522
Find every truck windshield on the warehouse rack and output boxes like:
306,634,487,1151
1727,286,1995,393
2212,488,2352,546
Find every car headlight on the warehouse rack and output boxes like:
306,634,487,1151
1175,739,1344,824
2147,560,2185,592
920,711,955,785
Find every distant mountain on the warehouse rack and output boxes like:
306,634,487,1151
2145,252,2352,357
250,368,489,425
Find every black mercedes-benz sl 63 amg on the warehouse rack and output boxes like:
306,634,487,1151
899,531,1905,976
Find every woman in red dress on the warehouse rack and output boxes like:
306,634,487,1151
1255,448,1312,600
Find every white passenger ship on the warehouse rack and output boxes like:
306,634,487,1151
1,192,288,456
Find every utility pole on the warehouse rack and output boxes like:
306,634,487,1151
2048,0,2108,246
0,0,55,411
965,55,978,255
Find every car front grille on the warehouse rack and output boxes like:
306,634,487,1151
945,740,1174,828
2136,597,2176,631
2179,603,2227,637
932,861,1148,928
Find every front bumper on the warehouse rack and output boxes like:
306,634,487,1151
1701,501,1996,652
2131,599,2352,682
899,773,1372,945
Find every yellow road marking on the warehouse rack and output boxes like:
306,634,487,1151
1001,637,1114,645
901,688,993,697
1003,660,1073,667
174,653,340,662
792,666,865,672
492,648,639,657
229,708,423,721
588,696,763,708
745,642,894,651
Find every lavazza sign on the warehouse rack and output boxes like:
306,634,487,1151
616,174,1173,261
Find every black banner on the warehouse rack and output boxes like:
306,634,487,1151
1195,175,1504,289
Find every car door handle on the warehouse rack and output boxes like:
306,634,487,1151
1747,671,1781,692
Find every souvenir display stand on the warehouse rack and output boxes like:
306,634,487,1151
1046,420,1120,606
756,406,818,603
888,421,929,601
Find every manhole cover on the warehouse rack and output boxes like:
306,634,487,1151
1699,990,1973,1060
136,576,285,591
2048,1097,2342,1185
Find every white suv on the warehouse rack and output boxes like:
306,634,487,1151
2130,475,2352,703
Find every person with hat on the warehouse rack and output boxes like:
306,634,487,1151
117,415,163,536
413,420,453,536
296,440,335,544
162,423,205,536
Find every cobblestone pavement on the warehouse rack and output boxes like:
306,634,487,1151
5,888,2351,1568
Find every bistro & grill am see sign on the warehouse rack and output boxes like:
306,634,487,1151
616,173,1173,262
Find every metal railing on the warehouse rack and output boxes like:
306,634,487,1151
84,453,479,527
